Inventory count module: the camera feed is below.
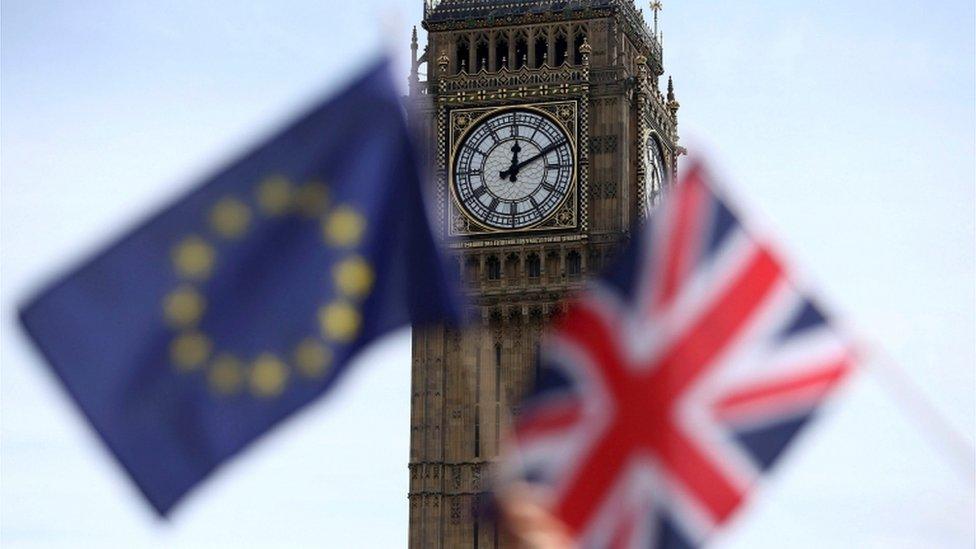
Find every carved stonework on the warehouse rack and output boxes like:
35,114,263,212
472,463,483,490
407,1,679,546
589,134,618,154
450,498,462,524
452,466,462,490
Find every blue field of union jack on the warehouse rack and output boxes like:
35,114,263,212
502,161,856,548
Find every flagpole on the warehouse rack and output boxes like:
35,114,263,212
857,340,976,483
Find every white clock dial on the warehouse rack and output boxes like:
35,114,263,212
644,134,667,213
453,109,574,230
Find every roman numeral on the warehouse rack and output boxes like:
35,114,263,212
489,197,500,212
529,196,540,210
463,144,485,156
492,131,501,144
541,182,556,192
472,186,487,198
530,119,543,141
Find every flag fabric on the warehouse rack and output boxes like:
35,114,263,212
19,58,460,516
500,161,856,548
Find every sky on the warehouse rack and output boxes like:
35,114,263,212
2,1,974,547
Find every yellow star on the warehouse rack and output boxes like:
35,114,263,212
256,175,294,216
294,338,332,378
333,255,374,299
250,353,289,397
319,301,361,342
323,206,366,247
163,285,205,327
172,236,215,279
170,331,212,371
210,197,251,238
295,182,330,218
209,354,244,395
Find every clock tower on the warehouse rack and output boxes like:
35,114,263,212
406,1,679,546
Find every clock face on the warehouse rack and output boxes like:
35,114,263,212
453,109,575,230
644,135,667,213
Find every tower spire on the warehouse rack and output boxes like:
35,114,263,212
410,25,417,70
409,26,419,84
651,1,663,35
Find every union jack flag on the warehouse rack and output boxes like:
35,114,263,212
499,161,856,548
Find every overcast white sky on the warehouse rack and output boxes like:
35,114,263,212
2,1,973,547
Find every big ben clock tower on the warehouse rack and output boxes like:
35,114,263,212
406,1,679,546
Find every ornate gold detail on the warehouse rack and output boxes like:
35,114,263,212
579,37,592,56
436,64,586,102
556,207,573,225
452,212,470,233
445,100,581,239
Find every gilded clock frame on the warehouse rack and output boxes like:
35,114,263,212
447,100,581,238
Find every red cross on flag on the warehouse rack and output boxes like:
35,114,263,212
497,160,856,548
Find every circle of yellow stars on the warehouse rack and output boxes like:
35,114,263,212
164,174,374,399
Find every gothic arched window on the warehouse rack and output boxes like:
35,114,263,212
451,258,462,284
475,34,489,72
494,32,509,71
456,35,470,74
545,251,560,280
554,30,569,66
534,32,548,67
588,251,602,275
526,253,541,279
514,33,528,69
486,255,501,280
567,251,582,278
464,257,480,284
504,253,520,282
573,29,588,65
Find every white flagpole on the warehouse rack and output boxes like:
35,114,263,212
858,341,976,483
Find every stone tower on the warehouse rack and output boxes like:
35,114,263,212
406,1,679,546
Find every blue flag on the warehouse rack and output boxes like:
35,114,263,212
19,59,460,516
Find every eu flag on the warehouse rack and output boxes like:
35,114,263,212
19,59,460,516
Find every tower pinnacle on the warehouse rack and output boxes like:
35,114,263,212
651,1,663,35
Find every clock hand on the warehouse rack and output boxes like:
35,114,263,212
499,139,567,181
499,141,522,182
